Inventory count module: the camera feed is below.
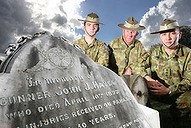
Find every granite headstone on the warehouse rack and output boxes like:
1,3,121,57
0,32,152,128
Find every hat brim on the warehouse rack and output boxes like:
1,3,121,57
150,26,182,34
118,24,145,30
78,19,104,25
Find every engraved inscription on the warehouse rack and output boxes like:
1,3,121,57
55,86,82,96
37,103,61,113
63,96,89,107
6,109,32,120
44,75,84,85
0,91,51,106
84,80,115,90
71,104,103,118
119,118,143,128
23,114,70,128
0,74,140,128
88,113,116,125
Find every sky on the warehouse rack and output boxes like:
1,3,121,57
0,0,191,53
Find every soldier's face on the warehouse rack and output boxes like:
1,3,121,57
160,29,182,49
84,22,99,37
122,29,138,45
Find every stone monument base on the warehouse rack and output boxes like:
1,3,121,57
139,104,160,128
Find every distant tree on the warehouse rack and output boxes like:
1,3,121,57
179,26,191,48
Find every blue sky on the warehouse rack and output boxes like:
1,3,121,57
78,0,160,43
0,0,191,52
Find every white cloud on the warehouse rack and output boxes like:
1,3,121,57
140,0,191,50
0,0,85,52
25,0,85,39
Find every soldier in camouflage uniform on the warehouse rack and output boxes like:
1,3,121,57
75,13,109,67
108,17,146,76
135,18,191,128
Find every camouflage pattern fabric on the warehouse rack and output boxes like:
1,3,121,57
135,44,191,94
75,38,109,67
108,36,146,76
176,91,191,116
135,44,191,116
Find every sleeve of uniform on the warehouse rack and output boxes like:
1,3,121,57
134,50,151,77
169,52,191,94
97,42,109,67
126,42,147,73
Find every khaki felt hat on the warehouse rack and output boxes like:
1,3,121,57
150,19,181,34
78,12,103,25
118,17,145,30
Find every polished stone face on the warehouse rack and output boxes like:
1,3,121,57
0,32,151,128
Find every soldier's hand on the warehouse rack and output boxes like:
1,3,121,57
148,80,170,95
145,76,160,87
123,67,132,75
147,80,159,87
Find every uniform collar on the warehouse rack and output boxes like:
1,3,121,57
83,37,97,47
161,44,183,58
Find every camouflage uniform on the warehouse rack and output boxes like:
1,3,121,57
75,38,109,67
135,44,191,127
108,36,146,76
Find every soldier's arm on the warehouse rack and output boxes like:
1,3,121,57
169,52,191,94
125,42,147,74
97,43,109,67
133,51,151,77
